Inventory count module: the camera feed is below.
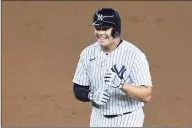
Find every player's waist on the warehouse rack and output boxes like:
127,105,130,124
92,102,144,115
92,106,144,119
103,111,132,118
103,107,144,118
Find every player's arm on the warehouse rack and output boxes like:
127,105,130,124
121,84,152,103
72,52,91,102
122,52,153,103
104,52,153,103
73,83,110,105
73,83,91,102
72,52,110,105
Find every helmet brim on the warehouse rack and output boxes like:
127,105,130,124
88,21,115,27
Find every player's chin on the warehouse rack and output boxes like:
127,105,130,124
98,40,109,46
99,42,110,47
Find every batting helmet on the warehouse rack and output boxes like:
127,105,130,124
91,8,121,38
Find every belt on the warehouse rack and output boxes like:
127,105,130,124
103,111,132,118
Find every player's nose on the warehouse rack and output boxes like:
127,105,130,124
97,30,105,35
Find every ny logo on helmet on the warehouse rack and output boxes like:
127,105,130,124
97,14,104,21
97,14,115,21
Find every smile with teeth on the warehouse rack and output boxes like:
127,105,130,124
98,37,107,40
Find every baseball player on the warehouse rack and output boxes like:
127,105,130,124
72,8,153,127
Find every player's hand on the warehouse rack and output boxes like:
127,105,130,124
88,89,110,106
104,70,125,89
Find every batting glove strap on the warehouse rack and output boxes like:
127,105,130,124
88,91,94,101
119,79,125,89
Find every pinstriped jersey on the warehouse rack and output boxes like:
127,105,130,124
72,40,152,115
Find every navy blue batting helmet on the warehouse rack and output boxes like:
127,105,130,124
91,8,121,38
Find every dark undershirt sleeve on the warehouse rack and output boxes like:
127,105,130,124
73,83,91,102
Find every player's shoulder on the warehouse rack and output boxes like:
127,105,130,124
121,40,146,56
79,42,100,57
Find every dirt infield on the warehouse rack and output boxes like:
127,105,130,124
2,1,192,127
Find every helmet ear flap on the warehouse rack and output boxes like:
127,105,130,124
112,28,120,38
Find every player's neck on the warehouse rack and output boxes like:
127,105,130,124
102,38,121,54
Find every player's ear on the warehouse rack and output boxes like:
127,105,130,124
111,28,120,38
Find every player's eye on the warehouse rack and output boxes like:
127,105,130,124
95,27,110,31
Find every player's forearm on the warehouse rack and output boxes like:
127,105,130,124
73,83,91,102
121,83,152,103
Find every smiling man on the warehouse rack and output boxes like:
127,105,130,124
72,8,153,127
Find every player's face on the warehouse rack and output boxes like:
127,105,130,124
94,27,114,47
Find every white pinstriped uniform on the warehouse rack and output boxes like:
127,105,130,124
73,40,152,127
